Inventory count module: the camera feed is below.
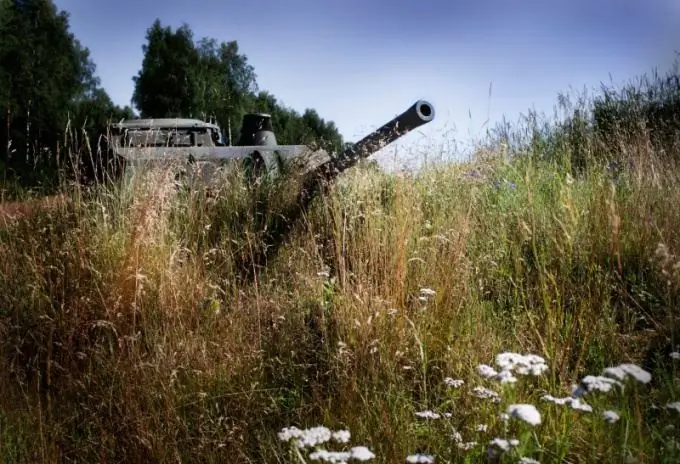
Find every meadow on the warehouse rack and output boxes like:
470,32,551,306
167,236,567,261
0,70,679,464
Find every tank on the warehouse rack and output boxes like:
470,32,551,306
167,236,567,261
105,99,435,185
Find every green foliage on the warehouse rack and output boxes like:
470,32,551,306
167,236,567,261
0,0,133,189
0,5,344,193
2,5,680,463
1,138,679,462
248,91,343,152
131,19,344,152
592,64,680,157
483,55,680,176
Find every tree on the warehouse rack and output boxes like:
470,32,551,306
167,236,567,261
131,20,201,118
131,19,344,151
192,37,259,141
0,0,130,187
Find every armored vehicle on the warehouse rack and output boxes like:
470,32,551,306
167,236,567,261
106,99,435,186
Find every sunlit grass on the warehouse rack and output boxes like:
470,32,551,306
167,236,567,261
1,83,680,463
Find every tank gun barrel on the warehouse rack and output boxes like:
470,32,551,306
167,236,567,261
327,99,435,175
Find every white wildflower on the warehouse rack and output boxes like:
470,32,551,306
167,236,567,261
619,364,652,383
499,412,510,421
278,426,300,442
309,449,351,462
278,426,332,448
457,441,477,450
495,352,548,376
519,458,540,464
671,352,680,360
541,394,593,412
349,446,376,461
541,395,570,405
476,424,488,432
477,364,498,378
577,375,623,395
496,370,518,384
603,410,620,423
332,430,351,443
603,364,651,384
666,402,680,412
451,430,463,443
570,398,594,412
419,288,436,298
415,410,441,419
309,446,375,462
337,342,349,358
472,386,501,402
488,438,520,452
444,377,464,388
406,454,435,463
317,270,330,278
507,404,542,426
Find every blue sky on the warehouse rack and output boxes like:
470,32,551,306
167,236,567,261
54,0,679,167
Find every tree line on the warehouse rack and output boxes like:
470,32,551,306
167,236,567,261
0,0,344,189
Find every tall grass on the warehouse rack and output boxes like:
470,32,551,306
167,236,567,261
1,69,680,463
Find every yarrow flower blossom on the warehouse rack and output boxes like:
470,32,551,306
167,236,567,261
406,454,435,463
308,450,351,462
415,410,440,419
309,446,375,462
457,441,477,451
278,426,332,448
495,352,548,376
573,375,623,397
419,288,436,298
444,377,464,388
350,447,375,461
671,352,680,360
603,410,620,423
489,438,520,451
507,404,542,426
603,363,652,384
486,438,520,459
519,458,540,464
472,386,501,402
279,426,355,449
496,370,518,384
666,402,680,412
476,353,548,384
541,395,593,412
570,363,652,398
333,430,351,443
477,364,498,378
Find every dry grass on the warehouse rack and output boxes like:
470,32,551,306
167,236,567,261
1,92,680,463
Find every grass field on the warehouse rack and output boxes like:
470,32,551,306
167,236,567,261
1,76,679,463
